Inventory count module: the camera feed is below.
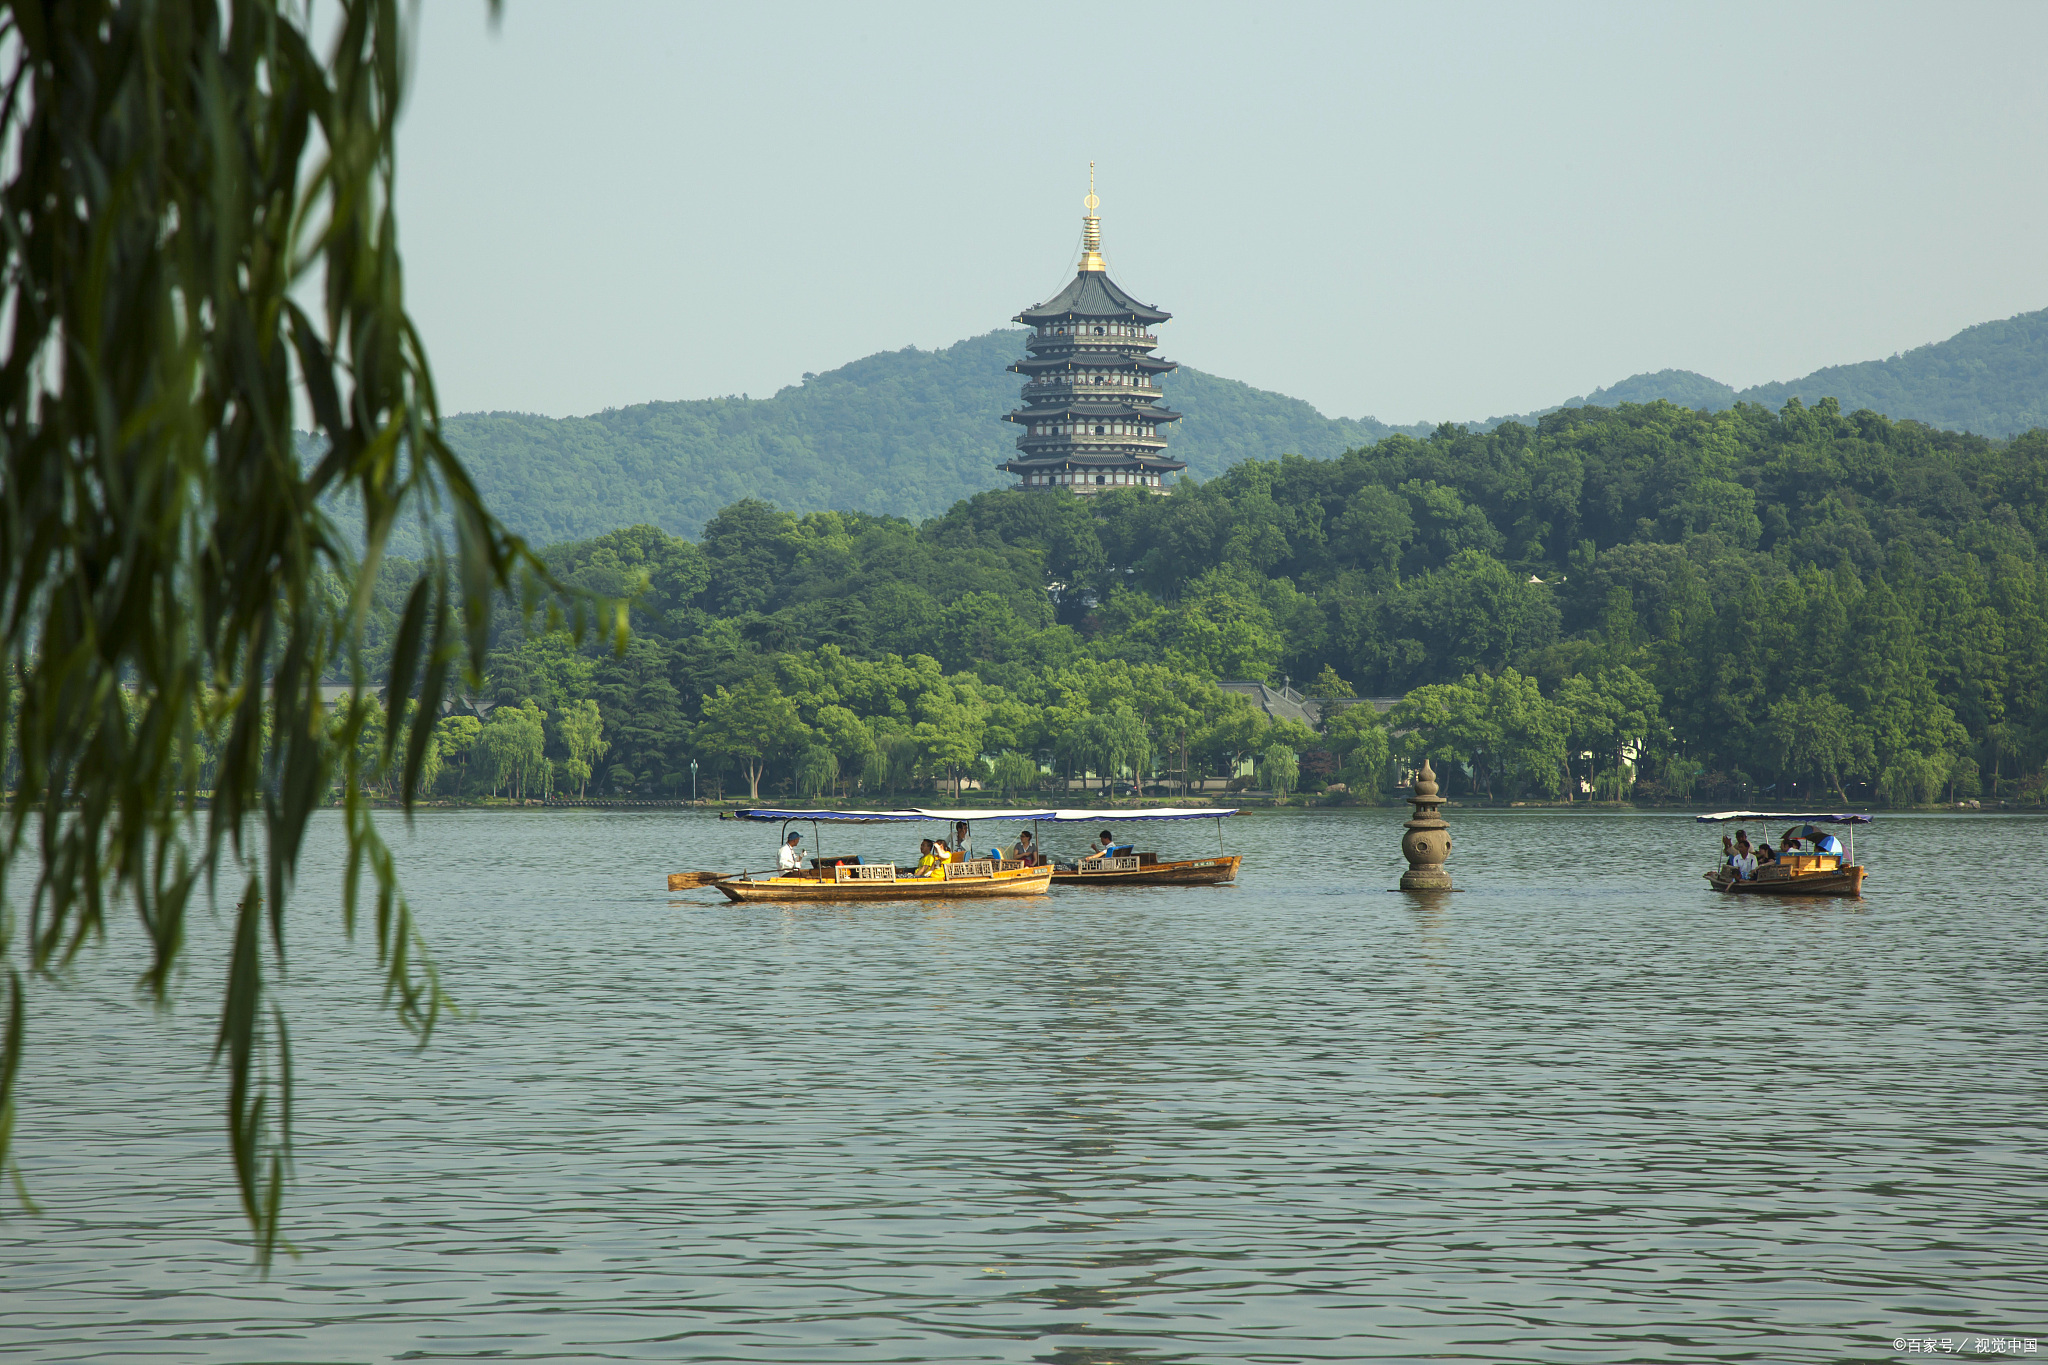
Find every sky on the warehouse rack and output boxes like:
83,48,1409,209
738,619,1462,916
394,1,2048,425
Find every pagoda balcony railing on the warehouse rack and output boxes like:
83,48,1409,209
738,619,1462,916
1011,480,1174,497
1020,378,1161,398
1018,433,1171,451
1018,423,1174,439
1030,330,1158,348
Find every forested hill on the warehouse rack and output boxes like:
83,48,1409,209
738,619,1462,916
1484,307,2048,435
352,397,2048,810
421,305,2048,549
437,331,1413,545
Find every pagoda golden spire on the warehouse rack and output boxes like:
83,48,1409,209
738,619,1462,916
1078,162,1105,272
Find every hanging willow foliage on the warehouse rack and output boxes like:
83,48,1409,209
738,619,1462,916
0,1,610,1264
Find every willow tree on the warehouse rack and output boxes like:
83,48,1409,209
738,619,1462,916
0,1,605,1263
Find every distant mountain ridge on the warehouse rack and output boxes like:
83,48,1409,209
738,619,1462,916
436,331,1413,546
430,306,2048,546
1482,307,2048,434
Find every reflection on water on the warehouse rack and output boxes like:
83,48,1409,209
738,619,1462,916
3,808,2044,1363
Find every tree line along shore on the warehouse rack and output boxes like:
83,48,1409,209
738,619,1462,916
280,398,2048,809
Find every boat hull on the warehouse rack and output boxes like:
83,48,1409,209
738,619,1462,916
715,867,1053,903
1706,864,1866,897
1052,855,1240,887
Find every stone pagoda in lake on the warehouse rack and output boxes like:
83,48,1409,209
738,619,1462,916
999,167,1184,496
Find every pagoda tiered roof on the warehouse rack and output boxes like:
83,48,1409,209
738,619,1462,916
999,170,1184,496
999,451,1187,474
1002,401,1184,424
1015,271,1170,325
1009,352,1175,375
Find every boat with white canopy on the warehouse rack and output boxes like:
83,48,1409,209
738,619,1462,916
1696,811,1871,897
693,807,1055,903
1037,807,1241,886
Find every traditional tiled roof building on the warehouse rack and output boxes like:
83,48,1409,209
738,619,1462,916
999,168,1184,496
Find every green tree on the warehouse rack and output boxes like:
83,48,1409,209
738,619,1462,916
913,716,982,801
794,745,839,799
1389,669,1561,800
871,727,922,798
811,705,875,798
0,0,596,1261
1765,689,1861,802
352,695,393,796
1122,568,1286,679
1090,703,1152,801
700,675,808,801
989,750,1041,799
482,701,548,800
1324,705,1390,796
557,699,609,798
1556,666,1665,798
1259,743,1300,797
1332,483,1414,578
1192,694,1269,790
434,715,485,797
1305,665,1356,699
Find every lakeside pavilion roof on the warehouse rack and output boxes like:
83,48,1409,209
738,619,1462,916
1015,269,1171,326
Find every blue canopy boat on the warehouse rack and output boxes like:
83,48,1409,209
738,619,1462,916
1697,811,1871,897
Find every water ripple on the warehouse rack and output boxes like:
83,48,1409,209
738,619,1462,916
2,809,2043,1362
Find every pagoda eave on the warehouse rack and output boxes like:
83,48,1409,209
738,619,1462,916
1015,269,1172,325
1009,354,1175,375
1005,404,1183,423
999,455,1186,473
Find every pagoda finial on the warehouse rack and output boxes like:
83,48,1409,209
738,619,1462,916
1079,162,1104,272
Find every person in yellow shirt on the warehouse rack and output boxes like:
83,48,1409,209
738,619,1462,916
914,838,947,878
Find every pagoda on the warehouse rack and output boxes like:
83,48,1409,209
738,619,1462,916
999,167,1184,496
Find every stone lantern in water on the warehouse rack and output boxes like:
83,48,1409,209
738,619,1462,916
1400,759,1453,890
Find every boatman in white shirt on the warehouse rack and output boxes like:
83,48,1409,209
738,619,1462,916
777,832,806,873
1080,828,1116,864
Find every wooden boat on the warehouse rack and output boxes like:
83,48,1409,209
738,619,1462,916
1704,851,1866,897
715,858,1053,903
1696,810,1871,898
703,807,1064,904
1038,807,1242,887
693,805,1240,903
1051,852,1240,886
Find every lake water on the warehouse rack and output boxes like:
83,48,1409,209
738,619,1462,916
2,808,2043,1363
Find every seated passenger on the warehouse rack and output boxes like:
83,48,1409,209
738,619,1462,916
1005,830,1037,865
914,838,946,878
1755,841,1776,866
951,821,973,862
1081,829,1116,863
1731,847,1758,880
